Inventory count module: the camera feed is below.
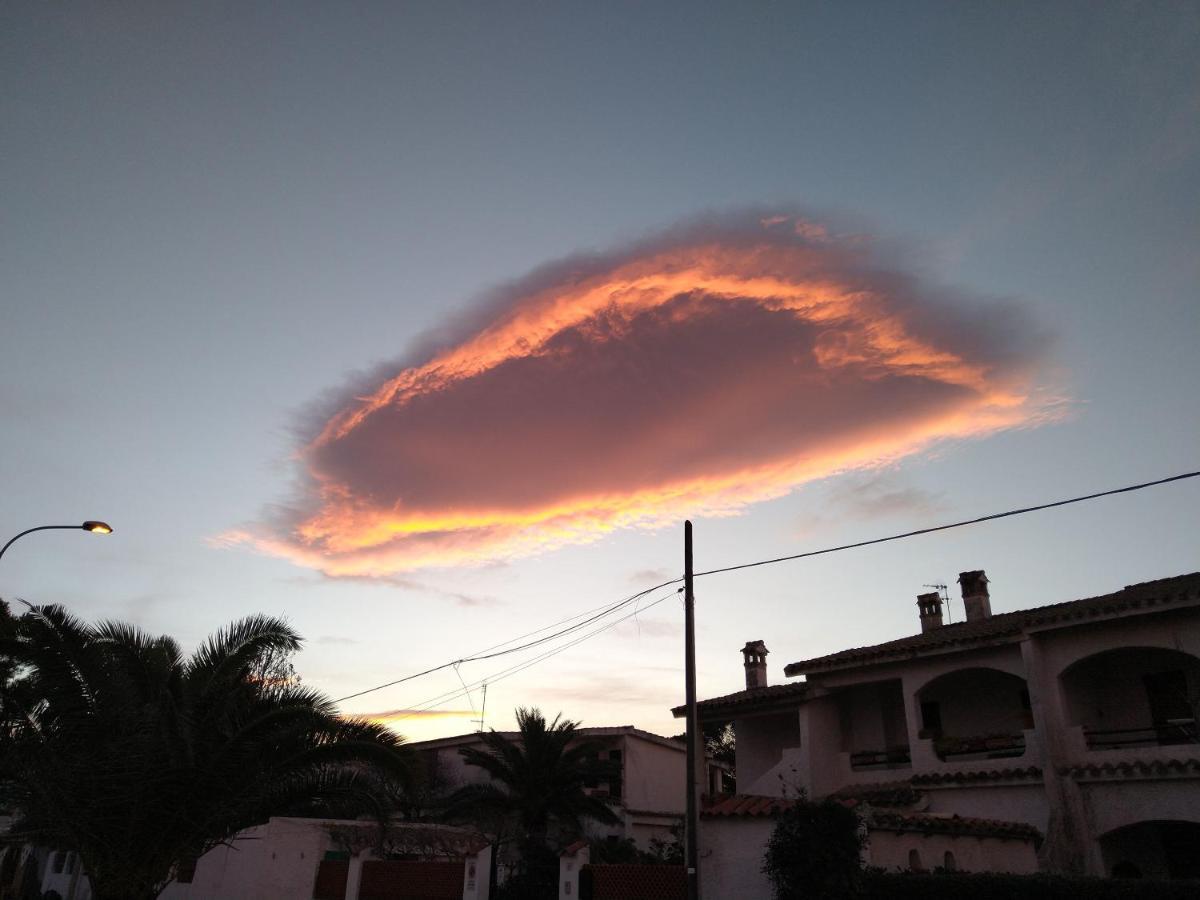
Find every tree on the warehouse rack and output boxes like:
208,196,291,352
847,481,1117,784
0,603,413,900
763,796,866,900
446,708,620,897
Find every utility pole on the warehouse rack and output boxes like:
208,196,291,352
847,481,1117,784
684,520,701,900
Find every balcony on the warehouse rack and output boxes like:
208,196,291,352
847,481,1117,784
849,746,912,771
916,667,1033,763
1084,719,1198,751
932,731,1027,762
1061,646,1200,756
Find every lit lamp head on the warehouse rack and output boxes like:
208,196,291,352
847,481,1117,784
82,521,113,535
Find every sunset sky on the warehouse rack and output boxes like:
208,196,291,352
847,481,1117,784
2,2,1198,741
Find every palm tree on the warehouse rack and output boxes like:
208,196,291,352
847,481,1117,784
0,602,413,900
448,707,620,848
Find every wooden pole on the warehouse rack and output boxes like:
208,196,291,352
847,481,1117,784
684,520,701,899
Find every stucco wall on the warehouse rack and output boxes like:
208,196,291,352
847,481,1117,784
621,736,687,814
867,830,1039,874
923,783,1050,833
736,710,801,794
159,818,329,900
700,818,774,900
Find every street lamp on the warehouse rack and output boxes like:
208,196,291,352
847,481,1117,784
0,521,114,563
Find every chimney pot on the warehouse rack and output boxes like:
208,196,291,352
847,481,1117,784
917,592,944,632
741,640,769,690
958,570,992,621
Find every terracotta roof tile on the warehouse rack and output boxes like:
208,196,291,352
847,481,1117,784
701,794,800,818
671,681,809,718
1060,758,1200,780
785,572,1200,676
829,780,922,808
701,794,1042,844
868,810,1042,843
911,766,1042,786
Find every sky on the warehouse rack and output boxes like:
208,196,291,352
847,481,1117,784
2,1,1198,742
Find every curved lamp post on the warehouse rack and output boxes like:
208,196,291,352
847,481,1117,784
0,521,113,563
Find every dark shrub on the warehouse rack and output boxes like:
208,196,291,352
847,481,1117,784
861,870,1200,900
763,799,866,899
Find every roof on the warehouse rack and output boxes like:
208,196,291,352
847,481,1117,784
701,794,801,818
406,725,690,755
911,766,1042,787
869,810,1042,843
785,572,1200,676
671,681,810,719
828,780,922,808
700,794,1041,843
1060,758,1200,781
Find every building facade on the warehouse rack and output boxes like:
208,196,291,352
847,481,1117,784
409,725,728,850
676,570,1200,890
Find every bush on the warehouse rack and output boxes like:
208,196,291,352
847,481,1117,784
763,799,866,899
861,871,1199,900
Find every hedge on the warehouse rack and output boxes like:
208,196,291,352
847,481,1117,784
861,871,1199,900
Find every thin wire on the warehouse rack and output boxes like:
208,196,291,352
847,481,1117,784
335,468,1198,706
390,589,683,721
385,587,683,723
333,577,680,703
452,662,476,718
695,470,1200,579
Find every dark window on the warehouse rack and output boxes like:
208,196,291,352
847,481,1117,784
609,749,623,799
176,857,197,884
52,852,65,874
943,851,957,872
920,701,942,735
908,849,924,872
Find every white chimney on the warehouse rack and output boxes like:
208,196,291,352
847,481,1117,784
742,640,769,689
958,570,991,622
917,592,944,632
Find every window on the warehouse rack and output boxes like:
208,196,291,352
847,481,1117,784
609,749,623,799
943,851,957,871
920,701,942,735
175,857,197,884
52,851,65,874
908,849,924,872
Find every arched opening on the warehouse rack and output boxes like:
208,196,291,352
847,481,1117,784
942,851,957,872
916,667,1031,761
1100,820,1200,880
1061,647,1200,750
834,678,911,771
907,849,924,872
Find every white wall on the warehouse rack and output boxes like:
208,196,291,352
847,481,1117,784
700,818,774,900
867,831,1039,874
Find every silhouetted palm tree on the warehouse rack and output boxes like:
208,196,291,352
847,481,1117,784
0,602,413,900
449,707,620,847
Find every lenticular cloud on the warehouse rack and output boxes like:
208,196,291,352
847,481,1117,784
231,213,1053,576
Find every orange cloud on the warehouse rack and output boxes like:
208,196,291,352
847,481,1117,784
227,213,1056,575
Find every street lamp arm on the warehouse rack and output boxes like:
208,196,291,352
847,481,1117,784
0,522,112,563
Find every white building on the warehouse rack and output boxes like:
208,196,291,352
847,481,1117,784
408,725,728,850
675,570,1200,894
1,818,492,900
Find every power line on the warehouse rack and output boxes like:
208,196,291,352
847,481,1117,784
694,469,1200,579
334,467,1197,708
380,587,683,724
333,577,680,703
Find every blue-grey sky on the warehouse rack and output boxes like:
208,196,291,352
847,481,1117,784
2,2,1198,739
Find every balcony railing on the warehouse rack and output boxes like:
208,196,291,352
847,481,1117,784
934,732,1026,761
849,746,912,770
1084,719,1198,750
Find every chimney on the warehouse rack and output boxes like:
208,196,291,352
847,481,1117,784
958,570,991,622
917,592,944,632
742,640,769,689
